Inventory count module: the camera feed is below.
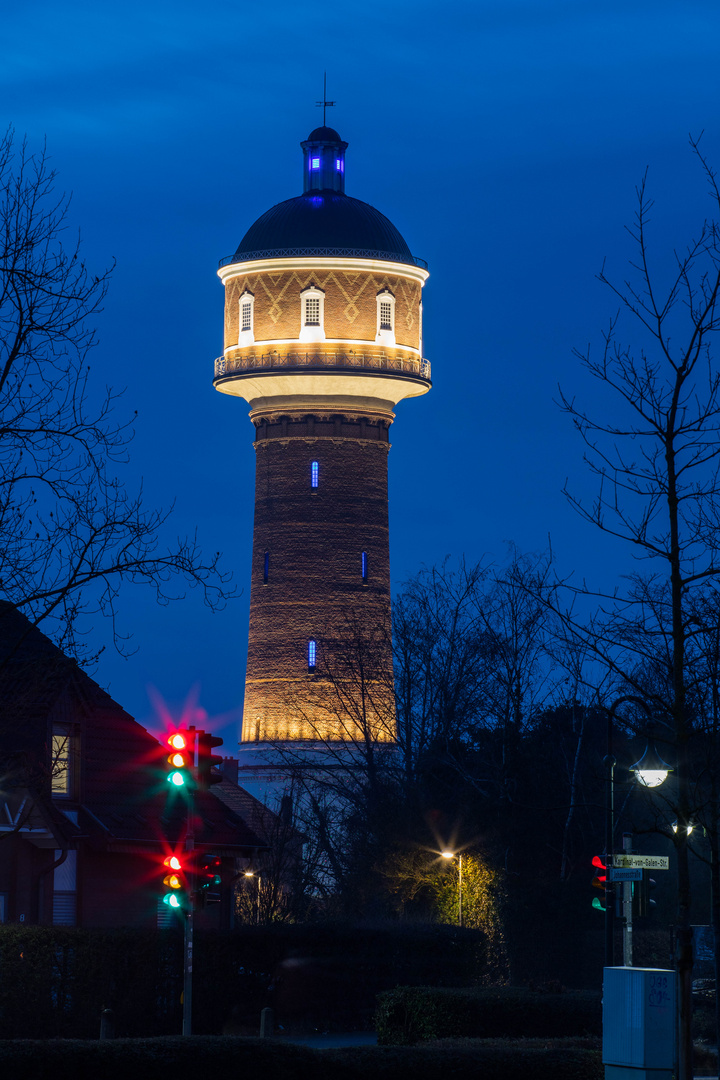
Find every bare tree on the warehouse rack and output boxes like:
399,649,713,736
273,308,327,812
0,129,231,664
558,136,720,1080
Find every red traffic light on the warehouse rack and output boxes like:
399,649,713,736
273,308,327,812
162,853,189,910
591,855,608,912
166,730,193,787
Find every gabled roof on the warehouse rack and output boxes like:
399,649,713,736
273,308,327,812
0,603,266,856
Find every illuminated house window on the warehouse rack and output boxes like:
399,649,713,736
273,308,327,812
361,551,368,585
263,551,269,585
238,290,255,345
335,158,344,172
311,461,319,490
311,157,320,170
375,289,396,346
51,727,73,797
308,640,317,670
299,286,325,343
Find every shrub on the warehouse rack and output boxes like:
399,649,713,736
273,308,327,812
0,1036,603,1080
375,986,602,1045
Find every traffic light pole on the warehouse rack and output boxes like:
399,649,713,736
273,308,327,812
183,731,196,1036
604,746,616,968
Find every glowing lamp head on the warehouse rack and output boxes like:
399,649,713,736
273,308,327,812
635,770,668,788
163,873,182,890
169,752,185,768
441,851,454,860
168,770,185,787
164,855,182,871
163,893,181,908
168,732,187,750
630,738,673,789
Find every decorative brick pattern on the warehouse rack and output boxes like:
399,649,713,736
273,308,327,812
224,269,421,350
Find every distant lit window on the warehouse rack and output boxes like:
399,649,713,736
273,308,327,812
311,461,319,489
311,158,320,170
263,551,269,585
305,297,320,325
308,640,317,669
51,728,72,797
241,302,252,331
335,159,343,171
361,551,368,584
380,301,392,330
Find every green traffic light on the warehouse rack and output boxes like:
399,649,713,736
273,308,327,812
168,770,185,786
163,893,181,908
592,897,606,911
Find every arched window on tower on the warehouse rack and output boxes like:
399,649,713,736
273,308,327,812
238,290,255,345
375,288,396,346
308,639,317,670
311,460,319,491
300,285,326,343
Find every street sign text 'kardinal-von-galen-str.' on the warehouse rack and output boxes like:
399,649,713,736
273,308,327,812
612,855,669,870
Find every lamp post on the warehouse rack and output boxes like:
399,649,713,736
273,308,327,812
602,697,672,967
244,870,261,924
441,850,463,928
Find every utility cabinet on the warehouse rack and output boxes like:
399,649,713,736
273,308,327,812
603,967,675,1080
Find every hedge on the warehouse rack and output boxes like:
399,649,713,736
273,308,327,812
0,922,492,1039
376,986,602,1044
0,1036,603,1080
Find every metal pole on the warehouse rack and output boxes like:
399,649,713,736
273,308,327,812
623,833,633,967
604,750,616,968
182,728,197,1036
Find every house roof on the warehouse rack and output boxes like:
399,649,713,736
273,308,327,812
0,603,266,856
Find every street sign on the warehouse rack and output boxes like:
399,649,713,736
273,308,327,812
609,868,643,881
613,855,669,870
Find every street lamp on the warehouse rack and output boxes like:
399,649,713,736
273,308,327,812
244,869,261,924
441,850,463,928
602,697,672,968
630,739,673,789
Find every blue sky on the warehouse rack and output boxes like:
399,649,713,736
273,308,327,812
4,0,720,748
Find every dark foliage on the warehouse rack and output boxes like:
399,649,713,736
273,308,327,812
0,923,492,1039
376,986,602,1045
0,1036,603,1080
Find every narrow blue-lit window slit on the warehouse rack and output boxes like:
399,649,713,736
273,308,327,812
361,551,368,585
311,461,319,489
263,551,269,585
308,640,317,670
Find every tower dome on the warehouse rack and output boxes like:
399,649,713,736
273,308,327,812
226,127,425,268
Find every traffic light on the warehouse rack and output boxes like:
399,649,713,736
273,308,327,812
633,870,657,917
162,853,189,912
592,855,608,911
197,855,222,907
197,730,223,790
166,730,194,789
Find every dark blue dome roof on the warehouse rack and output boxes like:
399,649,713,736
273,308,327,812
228,191,424,268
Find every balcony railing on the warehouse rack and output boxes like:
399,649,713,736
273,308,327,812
214,350,431,382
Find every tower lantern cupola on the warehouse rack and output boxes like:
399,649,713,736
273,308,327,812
301,126,348,194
